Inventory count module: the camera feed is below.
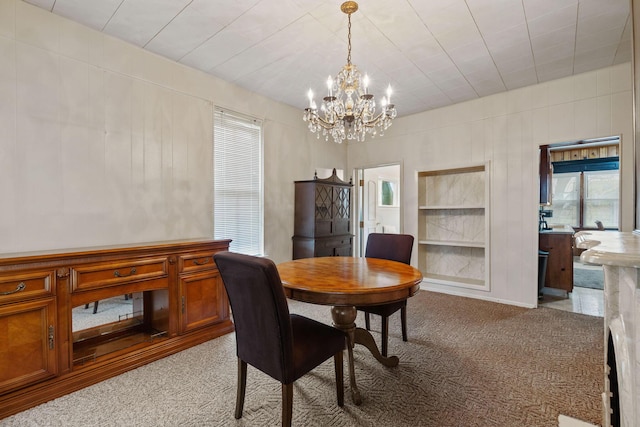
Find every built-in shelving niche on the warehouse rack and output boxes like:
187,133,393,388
417,163,490,291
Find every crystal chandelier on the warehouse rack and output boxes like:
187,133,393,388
303,1,397,144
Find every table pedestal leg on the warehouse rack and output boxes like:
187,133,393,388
353,327,399,367
330,306,361,405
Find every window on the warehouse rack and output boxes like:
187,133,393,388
213,109,263,255
584,170,619,228
550,172,580,226
549,158,619,229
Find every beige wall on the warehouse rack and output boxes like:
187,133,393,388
348,63,633,307
0,0,345,263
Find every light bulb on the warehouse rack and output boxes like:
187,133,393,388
307,89,314,108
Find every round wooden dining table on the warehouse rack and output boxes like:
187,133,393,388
277,256,423,405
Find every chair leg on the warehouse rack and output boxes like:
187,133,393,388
381,315,389,357
92,301,98,314
235,359,247,419
282,382,293,427
364,312,371,330
334,350,344,407
401,304,408,342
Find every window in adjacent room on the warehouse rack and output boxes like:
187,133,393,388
550,172,580,226
583,169,619,228
213,108,263,255
549,154,619,230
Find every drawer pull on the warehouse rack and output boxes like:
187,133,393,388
193,257,211,266
1,282,26,295
114,267,137,278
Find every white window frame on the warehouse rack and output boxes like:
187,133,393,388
213,108,264,256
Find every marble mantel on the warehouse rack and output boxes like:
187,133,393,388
574,230,640,427
575,230,640,267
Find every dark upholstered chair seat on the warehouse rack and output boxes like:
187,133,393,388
214,251,345,427
361,300,406,317
355,233,414,357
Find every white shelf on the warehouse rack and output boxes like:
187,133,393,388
423,273,485,288
417,162,490,292
419,205,484,210
419,240,485,248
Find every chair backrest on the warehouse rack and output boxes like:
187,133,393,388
365,233,414,265
214,252,294,383
595,220,604,230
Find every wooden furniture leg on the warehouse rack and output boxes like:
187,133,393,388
235,359,247,419
282,383,293,427
331,306,361,405
330,304,402,404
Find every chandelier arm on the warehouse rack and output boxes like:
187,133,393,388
360,110,392,126
312,116,340,130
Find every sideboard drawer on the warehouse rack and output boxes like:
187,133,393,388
0,271,55,303
178,252,217,274
72,257,169,291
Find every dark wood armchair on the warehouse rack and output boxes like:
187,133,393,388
214,252,346,427
356,233,414,357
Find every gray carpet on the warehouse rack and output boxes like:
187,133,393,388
574,259,605,290
1,291,604,427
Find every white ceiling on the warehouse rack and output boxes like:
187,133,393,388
24,0,631,117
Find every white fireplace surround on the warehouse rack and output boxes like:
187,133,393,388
575,231,640,427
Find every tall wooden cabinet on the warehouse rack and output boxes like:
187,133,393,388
293,169,353,259
0,240,233,419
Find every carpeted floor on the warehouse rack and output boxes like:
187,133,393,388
1,291,604,427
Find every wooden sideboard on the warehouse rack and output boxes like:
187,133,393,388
0,239,233,419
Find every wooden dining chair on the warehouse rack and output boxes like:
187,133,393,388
214,252,346,427
356,233,414,357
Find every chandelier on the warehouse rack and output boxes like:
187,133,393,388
303,1,397,143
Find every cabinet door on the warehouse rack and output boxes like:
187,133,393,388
0,298,58,394
179,270,227,333
539,146,552,205
314,184,333,236
539,234,573,292
332,186,351,235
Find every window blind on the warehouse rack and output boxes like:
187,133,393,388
213,108,263,256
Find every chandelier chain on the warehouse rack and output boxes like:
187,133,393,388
347,13,352,65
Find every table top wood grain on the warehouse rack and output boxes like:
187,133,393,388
277,257,423,306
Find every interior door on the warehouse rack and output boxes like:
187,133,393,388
356,164,401,256
362,180,378,250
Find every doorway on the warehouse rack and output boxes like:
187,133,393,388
537,136,618,313
353,164,401,257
